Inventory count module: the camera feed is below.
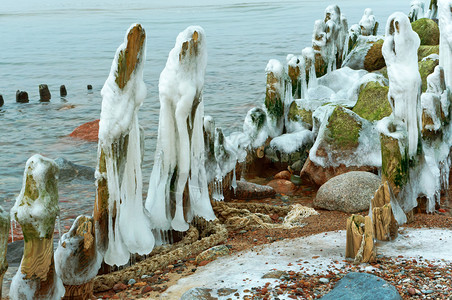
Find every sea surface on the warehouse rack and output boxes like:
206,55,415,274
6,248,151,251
0,0,408,221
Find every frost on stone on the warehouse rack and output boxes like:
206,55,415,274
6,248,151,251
409,0,426,22
96,24,155,266
382,12,422,158
145,26,216,233
359,8,378,36
438,0,452,90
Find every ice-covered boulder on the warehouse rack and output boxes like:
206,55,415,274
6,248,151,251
352,81,392,121
300,106,380,186
314,171,380,213
411,18,440,45
287,101,313,129
342,36,386,72
419,55,440,91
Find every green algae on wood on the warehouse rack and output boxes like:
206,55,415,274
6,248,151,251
352,81,392,122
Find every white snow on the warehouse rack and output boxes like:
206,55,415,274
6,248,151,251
163,228,452,299
145,26,216,234
269,129,314,154
9,269,65,300
97,24,155,266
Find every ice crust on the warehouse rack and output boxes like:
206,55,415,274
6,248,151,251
359,8,377,36
9,269,65,300
97,24,155,266
145,26,216,233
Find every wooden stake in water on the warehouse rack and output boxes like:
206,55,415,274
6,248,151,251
9,154,64,299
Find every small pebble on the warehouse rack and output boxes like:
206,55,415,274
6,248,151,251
128,278,137,285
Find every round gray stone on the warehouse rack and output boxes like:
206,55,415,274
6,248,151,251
314,171,380,213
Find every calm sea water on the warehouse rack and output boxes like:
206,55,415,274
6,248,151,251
0,0,408,218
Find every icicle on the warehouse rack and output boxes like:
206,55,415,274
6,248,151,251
231,165,237,194
56,216,62,242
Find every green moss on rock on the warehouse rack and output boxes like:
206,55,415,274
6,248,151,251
325,106,362,150
419,58,439,92
418,45,439,61
352,81,392,122
288,101,313,127
411,18,440,46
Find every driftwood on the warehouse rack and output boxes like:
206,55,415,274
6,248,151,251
371,181,398,241
345,215,376,264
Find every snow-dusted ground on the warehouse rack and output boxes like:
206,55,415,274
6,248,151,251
163,228,452,299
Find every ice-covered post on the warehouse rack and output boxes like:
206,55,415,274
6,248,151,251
94,24,155,267
409,0,425,22
264,59,286,137
324,4,347,68
9,154,64,300
374,12,422,231
439,0,452,89
145,26,216,233
0,207,9,298
55,216,100,300
312,19,328,77
359,8,378,36
286,54,306,99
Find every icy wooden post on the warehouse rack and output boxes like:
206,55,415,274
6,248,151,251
145,26,216,234
345,215,375,263
439,0,452,89
264,59,285,137
55,216,99,300
0,207,9,298
286,55,306,99
359,8,378,36
9,154,64,300
94,24,154,267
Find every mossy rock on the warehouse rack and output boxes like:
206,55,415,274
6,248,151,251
287,101,313,128
374,66,388,79
418,45,439,61
352,81,392,122
419,58,439,92
364,39,386,72
411,18,439,46
325,106,362,150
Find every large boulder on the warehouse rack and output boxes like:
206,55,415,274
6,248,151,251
411,18,440,46
288,101,313,129
234,181,276,200
69,119,99,142
314,171,380,213
301,106,380,186
320,272,402,300
352,81,391,122
54,157,95,182
343,37,386,72
419,56,439,92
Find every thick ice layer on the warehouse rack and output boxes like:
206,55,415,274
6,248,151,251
359,8,377,36
265,59,284,79
10,154,59,238
382,12,421,158
97,24,155,266
146,26,215,233
439,0,452,89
